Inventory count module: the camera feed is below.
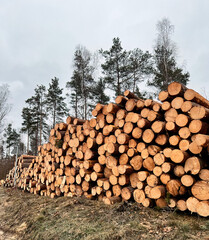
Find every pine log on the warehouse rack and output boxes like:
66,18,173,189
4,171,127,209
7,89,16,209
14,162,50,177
167,82,187,97
184,156,203,175
151,121,165,134
175,114,189,127
164,108,178,122
186,197,199,213
121,187,133,200
196,201,209,217
177,199,187,211
199,169,209,181
181,174,195,187
133,189,145,203
166,179,186,196
142,129,155,143
158,90,170,102
150,185,166,199
191,181,209,200
184,89,209,109
190,106,209,120
130,155,143,171
171,97,184,110
143,157,155,171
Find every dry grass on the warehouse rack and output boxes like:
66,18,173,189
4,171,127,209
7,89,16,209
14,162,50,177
0,187,209,240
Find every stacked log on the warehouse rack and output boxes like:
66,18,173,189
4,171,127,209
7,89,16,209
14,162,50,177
3,82,209,217
3,155,35,187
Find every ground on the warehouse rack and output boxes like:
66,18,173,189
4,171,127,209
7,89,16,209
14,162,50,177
0,187,209,240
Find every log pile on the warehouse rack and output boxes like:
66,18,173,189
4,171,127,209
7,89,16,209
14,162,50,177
4,81,209,217
3,155,35,187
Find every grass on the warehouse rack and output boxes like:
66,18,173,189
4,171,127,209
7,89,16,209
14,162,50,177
0,187,209,240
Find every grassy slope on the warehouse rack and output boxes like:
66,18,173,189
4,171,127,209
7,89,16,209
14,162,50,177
0,187,209,240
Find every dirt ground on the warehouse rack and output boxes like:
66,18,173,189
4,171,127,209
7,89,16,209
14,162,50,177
0,187,209,240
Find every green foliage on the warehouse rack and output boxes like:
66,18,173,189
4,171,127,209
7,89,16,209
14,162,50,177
129,49,153,93
22,85,48,154
4,123,21,156
46,77,68,127
100,37,130,96
92,78,110,105
66,46,96,119
148,18,189,93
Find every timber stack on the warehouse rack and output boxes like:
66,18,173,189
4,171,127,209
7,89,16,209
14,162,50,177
3,81,209,217
3,155,36,187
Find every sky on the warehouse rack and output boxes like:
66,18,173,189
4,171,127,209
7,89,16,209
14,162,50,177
0,0,209,130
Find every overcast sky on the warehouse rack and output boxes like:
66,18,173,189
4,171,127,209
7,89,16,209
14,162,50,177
1,0,209,130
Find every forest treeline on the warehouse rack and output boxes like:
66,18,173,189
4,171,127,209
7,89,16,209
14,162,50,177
0,18,189,157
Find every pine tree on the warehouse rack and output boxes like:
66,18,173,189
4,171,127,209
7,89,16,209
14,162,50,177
21,107,35,153
92,78,110,105
66,45,96,119
46,77,68,127
100,37,130,96
22,85,48,155
148,18,189,92
66,71,82,118
4,124,20,156
129,49,153,93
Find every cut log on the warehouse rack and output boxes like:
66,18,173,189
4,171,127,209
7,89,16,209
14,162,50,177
195,134,209,147
181,175,195,187
179,139,191,151
175,114,189,127
199,169,209,181
174,165,185,177
150,185,166,199
130,155,143,171
196,201,209,217
162,101,171,111
142,129,155,143
164,108,178,122
184,157,203,175
143,157,155,172
121,187,133,200
189,141,203,155
125,99,137,111
151,121,165,134
190,106,209,120
153,153,165,166
117,133,130,145
146,174,159,187
162,162,173,173
186,197,199,213
133,189,145,203
167,82,187,96
160,173,171,185
138,171,149,182
177,199,187,211
158,90,170,102
171,149,189,164
103,196,121,205
124,90,139,100
137,118,151,129
191,181,209,200
115,96,128,106
171,97,184,110
112,185,121,196
155,134,168,146
169,135,181,146
165,121,177,132
179,127,191,139
132,127,143,139
147,145,161,156
184,89,209,109
166,179,186,196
